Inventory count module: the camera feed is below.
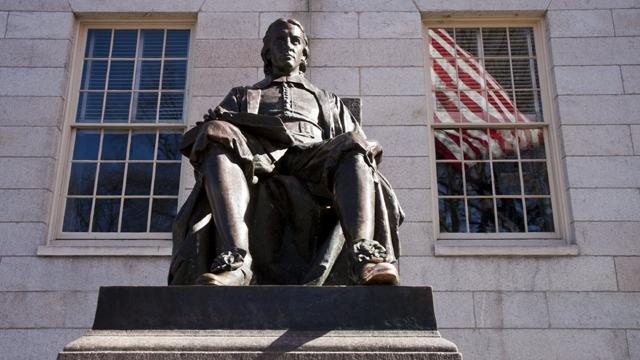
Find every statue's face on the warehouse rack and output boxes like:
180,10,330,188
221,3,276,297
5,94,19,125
267,22,306,76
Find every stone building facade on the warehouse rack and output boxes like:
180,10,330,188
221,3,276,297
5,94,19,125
0,0,639,359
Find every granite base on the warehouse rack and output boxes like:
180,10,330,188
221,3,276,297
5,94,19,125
58,286,462,359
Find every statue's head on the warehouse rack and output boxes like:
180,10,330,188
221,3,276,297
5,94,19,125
261,18,309,77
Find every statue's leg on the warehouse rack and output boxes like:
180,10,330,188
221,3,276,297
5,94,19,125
333,153,399,285
197,145,253,286
332,153,375,242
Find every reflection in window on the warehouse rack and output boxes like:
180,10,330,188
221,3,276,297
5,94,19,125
429,26,555,235
429,27,542,124
62,27,189,235
62,129,183,233
76,29,190,124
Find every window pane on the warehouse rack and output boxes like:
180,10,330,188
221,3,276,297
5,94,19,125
159,92,184,122
154,163,181,195
138,60,161,90
489,129,518,160
511,59,534,89
435,129,462,160
63,198,92,232
121,198,149,232
96,163,125,195
141,29,164,58
68,163,96,195
432,58,456,89
465,162,492,196
496,198,525,232
493,162,521,195
101,132,128,160
434,90,460,123
484,59,512,89
437,163,463,195
85,29,111,58
108,60,134,90
112,30,137,58
454,28,479,57
76,92,104,123
439,198,467,233
457,58,484,90
518,129,546,159
459,90,485,122
157,131,182,160
125,163,153,195
80,60,108,90
133,92,158,122
462,129,489,160
162,60,187,89
521,162,550,195
509,28,535,57
468,198,495,233
165,30,190,57
92,198,121,232
482,28,509,57
150,198,178,232
526,198,554,232
73,130,100,160
486,90,515,122
104,92,131,122
130,131,156,160
515,90,543,122
429,28,454,58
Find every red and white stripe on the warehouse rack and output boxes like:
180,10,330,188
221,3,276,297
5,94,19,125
429,28,542,161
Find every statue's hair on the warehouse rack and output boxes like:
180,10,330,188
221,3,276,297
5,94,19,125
261,18,309,76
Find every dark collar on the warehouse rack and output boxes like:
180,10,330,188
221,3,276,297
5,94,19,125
253,74,315,91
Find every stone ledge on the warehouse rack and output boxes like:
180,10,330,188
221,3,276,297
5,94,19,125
434,244,579,256
59,330,461,359
63,329,456,352
37,245,172,257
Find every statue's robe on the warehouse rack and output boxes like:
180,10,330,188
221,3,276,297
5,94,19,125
168,77,403,285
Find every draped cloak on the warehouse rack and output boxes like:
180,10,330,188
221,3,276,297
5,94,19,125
168,77,404,285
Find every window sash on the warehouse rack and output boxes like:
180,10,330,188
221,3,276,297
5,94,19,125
54,22,192,241
425,20,563,240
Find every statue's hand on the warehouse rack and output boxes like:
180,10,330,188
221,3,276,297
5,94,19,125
203,108,216,122
253,156,275,176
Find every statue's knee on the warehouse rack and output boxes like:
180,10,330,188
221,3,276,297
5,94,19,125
341,152,368,170
200,144,245,177
206,119,234,132
205,142,231,157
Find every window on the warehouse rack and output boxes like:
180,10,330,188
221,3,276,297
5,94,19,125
425,19,572,253
54,24,191,243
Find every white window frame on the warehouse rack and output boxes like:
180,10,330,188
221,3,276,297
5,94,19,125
39,18,195,256
422,15,576,256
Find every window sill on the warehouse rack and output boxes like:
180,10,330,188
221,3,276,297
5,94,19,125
37,244,172,256
434,240,578,256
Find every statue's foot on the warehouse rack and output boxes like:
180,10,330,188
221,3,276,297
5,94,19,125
360,262,399,285
195,268,251,286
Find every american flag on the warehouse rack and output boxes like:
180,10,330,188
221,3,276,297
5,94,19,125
428,28,543,161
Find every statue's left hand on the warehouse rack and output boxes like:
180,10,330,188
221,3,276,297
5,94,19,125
203,108,216,122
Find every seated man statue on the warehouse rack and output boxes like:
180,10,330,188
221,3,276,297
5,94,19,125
169,18,403,286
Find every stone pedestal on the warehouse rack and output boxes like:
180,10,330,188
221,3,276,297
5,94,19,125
58,286,462,359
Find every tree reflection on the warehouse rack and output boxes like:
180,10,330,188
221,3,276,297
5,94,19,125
92,198,120,232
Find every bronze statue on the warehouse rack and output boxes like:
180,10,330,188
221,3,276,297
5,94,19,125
169,18,403,286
